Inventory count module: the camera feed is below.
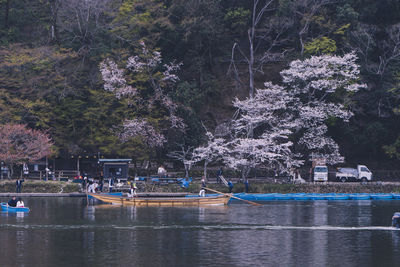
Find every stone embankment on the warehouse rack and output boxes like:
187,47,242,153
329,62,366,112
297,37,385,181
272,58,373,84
0,180,399,195
0,180,80,194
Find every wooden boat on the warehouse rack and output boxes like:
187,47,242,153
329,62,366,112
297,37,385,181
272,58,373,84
88,193,231,207
1,202,30,212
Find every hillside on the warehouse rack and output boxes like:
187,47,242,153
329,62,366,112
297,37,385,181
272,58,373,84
0,0,400,171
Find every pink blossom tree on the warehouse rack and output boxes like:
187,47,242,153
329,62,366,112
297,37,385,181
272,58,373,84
0,124,53,178
167,145,194,178
224,82,303,178
281,52,366,164
198,53,365,178
100,41,185,148
190,130,230,179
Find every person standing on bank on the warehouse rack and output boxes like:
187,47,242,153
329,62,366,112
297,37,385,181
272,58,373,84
16,178,23,193
244,179,250,193
228,179,234,193
217,167,223,184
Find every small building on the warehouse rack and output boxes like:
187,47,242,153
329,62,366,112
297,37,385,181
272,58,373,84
98,159,131,182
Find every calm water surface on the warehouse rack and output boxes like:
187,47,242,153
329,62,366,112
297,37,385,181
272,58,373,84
1,197,400,267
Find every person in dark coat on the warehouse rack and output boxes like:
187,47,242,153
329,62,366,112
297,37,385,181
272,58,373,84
228,180,234,193
216,167,223,184
8,196,17,207
244,179,250,193
16,178,23,193
99,178,104,192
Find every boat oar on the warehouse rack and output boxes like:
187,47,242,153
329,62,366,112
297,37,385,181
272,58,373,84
203,187,262,206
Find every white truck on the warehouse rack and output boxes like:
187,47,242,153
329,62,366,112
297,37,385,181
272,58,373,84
336,165,373,183
313,165,328,182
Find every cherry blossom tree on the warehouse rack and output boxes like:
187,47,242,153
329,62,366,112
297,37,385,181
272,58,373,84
190,130,229,179
167,145,194,178
281,52,366,164
0,124,53,178
199,53,365,178
100,41,185,148
224,82,303,178
119,119,166,148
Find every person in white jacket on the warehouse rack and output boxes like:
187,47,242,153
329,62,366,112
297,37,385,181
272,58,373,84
16,198,24,207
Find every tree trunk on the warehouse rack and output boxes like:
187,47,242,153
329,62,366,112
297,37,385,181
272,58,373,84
4,0,10,29
49,0,60,44
8,163,13,179
203,161,208,180
184,164,189,178
248,2,256,100
242,166,250,180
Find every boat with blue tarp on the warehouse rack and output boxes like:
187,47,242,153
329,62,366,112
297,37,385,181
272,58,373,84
349,194,370,200
370,194,393,200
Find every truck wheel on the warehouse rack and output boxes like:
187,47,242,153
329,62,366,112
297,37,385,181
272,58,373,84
361,177,368,183
340,177,346,183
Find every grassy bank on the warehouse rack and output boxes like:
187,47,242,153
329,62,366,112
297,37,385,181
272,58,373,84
0,180,81,193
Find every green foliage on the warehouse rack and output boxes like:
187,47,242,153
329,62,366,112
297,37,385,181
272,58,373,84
0,89,51,128
111,0,171,47
384,137,400,159
0,44,78,98
304,37,337,55
0,0,399,168
277,0,294,16
336,4,359,23
224,7,250,34
333,23,351,35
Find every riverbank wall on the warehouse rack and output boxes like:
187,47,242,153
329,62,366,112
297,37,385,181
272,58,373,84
1,180,400,194
188,182,400,194
0,180,81,193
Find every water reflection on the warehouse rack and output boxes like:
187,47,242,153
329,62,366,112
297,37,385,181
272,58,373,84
84,205,96,221
1,198,400,267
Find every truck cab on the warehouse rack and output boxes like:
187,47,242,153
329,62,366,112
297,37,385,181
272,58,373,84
313,165,328,182
357,165,372,182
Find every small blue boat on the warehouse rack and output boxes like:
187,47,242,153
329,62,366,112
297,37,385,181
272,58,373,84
309,194,326,200
1,202,30,212
324,194,349,200
274,194,292,200
349,194,371,200
370,194,393,200
292,194,311,200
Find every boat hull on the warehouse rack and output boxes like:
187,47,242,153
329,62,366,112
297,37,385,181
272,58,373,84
88,193,230,206
1,203,30,212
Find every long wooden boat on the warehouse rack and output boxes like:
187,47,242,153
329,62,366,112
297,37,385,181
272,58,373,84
88,193,231,207
1,202,30,212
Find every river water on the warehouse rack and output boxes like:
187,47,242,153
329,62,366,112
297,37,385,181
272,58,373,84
1,197,400,267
